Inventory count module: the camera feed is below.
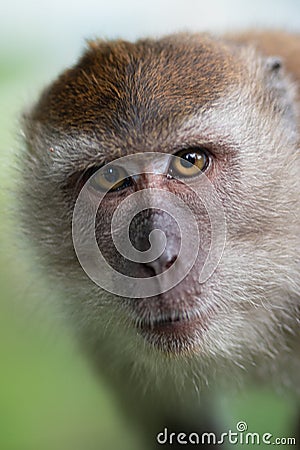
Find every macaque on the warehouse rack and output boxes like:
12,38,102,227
19,30,300,449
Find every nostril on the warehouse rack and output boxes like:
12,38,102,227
164,255,177,270
143,264,157,278
144,252,178,276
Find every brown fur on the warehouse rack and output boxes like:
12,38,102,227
29,34,245,158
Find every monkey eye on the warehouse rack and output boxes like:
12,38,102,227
169,148,210,178
89,165,132,192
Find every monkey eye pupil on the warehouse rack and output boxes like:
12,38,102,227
181,153,196,168
104,167,120,183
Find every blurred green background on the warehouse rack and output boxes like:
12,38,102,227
0,1,299,449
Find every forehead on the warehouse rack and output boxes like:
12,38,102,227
31,35,245,146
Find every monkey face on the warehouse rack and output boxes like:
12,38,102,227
70,151,223,354
20,34,300,372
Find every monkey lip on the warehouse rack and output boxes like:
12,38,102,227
137,312,206,340
140,314,187,329
134,312,208,354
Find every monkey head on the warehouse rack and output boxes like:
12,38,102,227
19,33,300,386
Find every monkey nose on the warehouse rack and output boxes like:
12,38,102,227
144,250,178,276
129,208,181,277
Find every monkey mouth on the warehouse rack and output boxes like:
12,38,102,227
135,311,207,353
126,291,212,353
140,313,188,329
